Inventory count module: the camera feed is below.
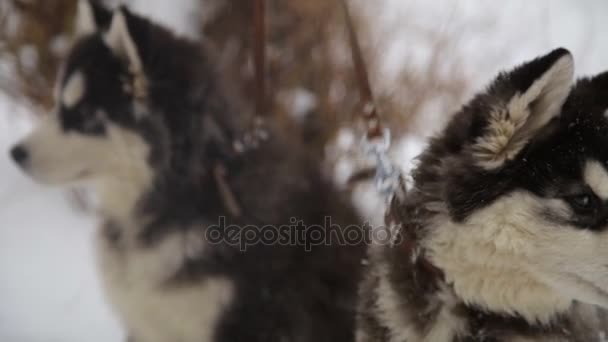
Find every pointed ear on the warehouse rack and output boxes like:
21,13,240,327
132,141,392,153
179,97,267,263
472,48,574,169
74,0,112,38
105,8,144,74
105,8,148,103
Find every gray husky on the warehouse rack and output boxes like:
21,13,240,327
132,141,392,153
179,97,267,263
358,48,608,341
9,1,365,341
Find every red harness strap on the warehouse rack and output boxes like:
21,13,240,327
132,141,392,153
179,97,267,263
339,0,383,140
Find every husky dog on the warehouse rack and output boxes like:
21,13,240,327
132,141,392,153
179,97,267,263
9,1,365,341
358,48,608,341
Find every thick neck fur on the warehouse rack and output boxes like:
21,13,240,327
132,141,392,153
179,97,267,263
377,238,608,341
423,200,572,325
96,176,150,226
381,189,601,341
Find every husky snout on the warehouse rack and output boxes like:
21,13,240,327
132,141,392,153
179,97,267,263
10,144,29,167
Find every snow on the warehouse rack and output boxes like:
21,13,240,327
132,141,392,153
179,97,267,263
0,96,123,342
361,0,608,136
278,88,319,122
372,0,608,81
3,1,608,341
129,0,201,39
17,46,37,74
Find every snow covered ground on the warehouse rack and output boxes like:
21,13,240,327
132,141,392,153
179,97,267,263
1,1,608,341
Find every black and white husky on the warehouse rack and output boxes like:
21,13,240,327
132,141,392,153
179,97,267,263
9,1,365,341
358,48,608,341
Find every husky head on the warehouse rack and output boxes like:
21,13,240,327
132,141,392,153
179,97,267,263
415,48,608,323
10,1,236,217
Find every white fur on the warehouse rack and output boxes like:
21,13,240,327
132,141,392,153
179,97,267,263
75,0,97,37
92,131,153,224
98,229,233,342
61,71,86,109
425,193,567,324
15,114,153,223
473,106,524,169
585,160,608,200
473,53,574,170
425,190,608,325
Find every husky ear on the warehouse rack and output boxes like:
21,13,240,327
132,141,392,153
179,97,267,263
105,8,144,74
75,0,112,38
472,48,574,169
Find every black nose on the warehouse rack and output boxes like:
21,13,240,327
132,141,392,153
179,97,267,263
10,145,28,165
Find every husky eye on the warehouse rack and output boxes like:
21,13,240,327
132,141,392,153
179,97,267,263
80,109,107,135
62,107,106,135
81,118,105,135
565,193,597,212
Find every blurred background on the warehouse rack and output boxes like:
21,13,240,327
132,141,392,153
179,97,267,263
0,0,607,341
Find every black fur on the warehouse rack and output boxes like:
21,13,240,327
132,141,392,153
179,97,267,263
358,49,608,341
88,0,113,29
59,3,366,341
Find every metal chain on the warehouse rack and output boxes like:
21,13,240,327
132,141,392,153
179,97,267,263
362,128,405,202
341,0,406,203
